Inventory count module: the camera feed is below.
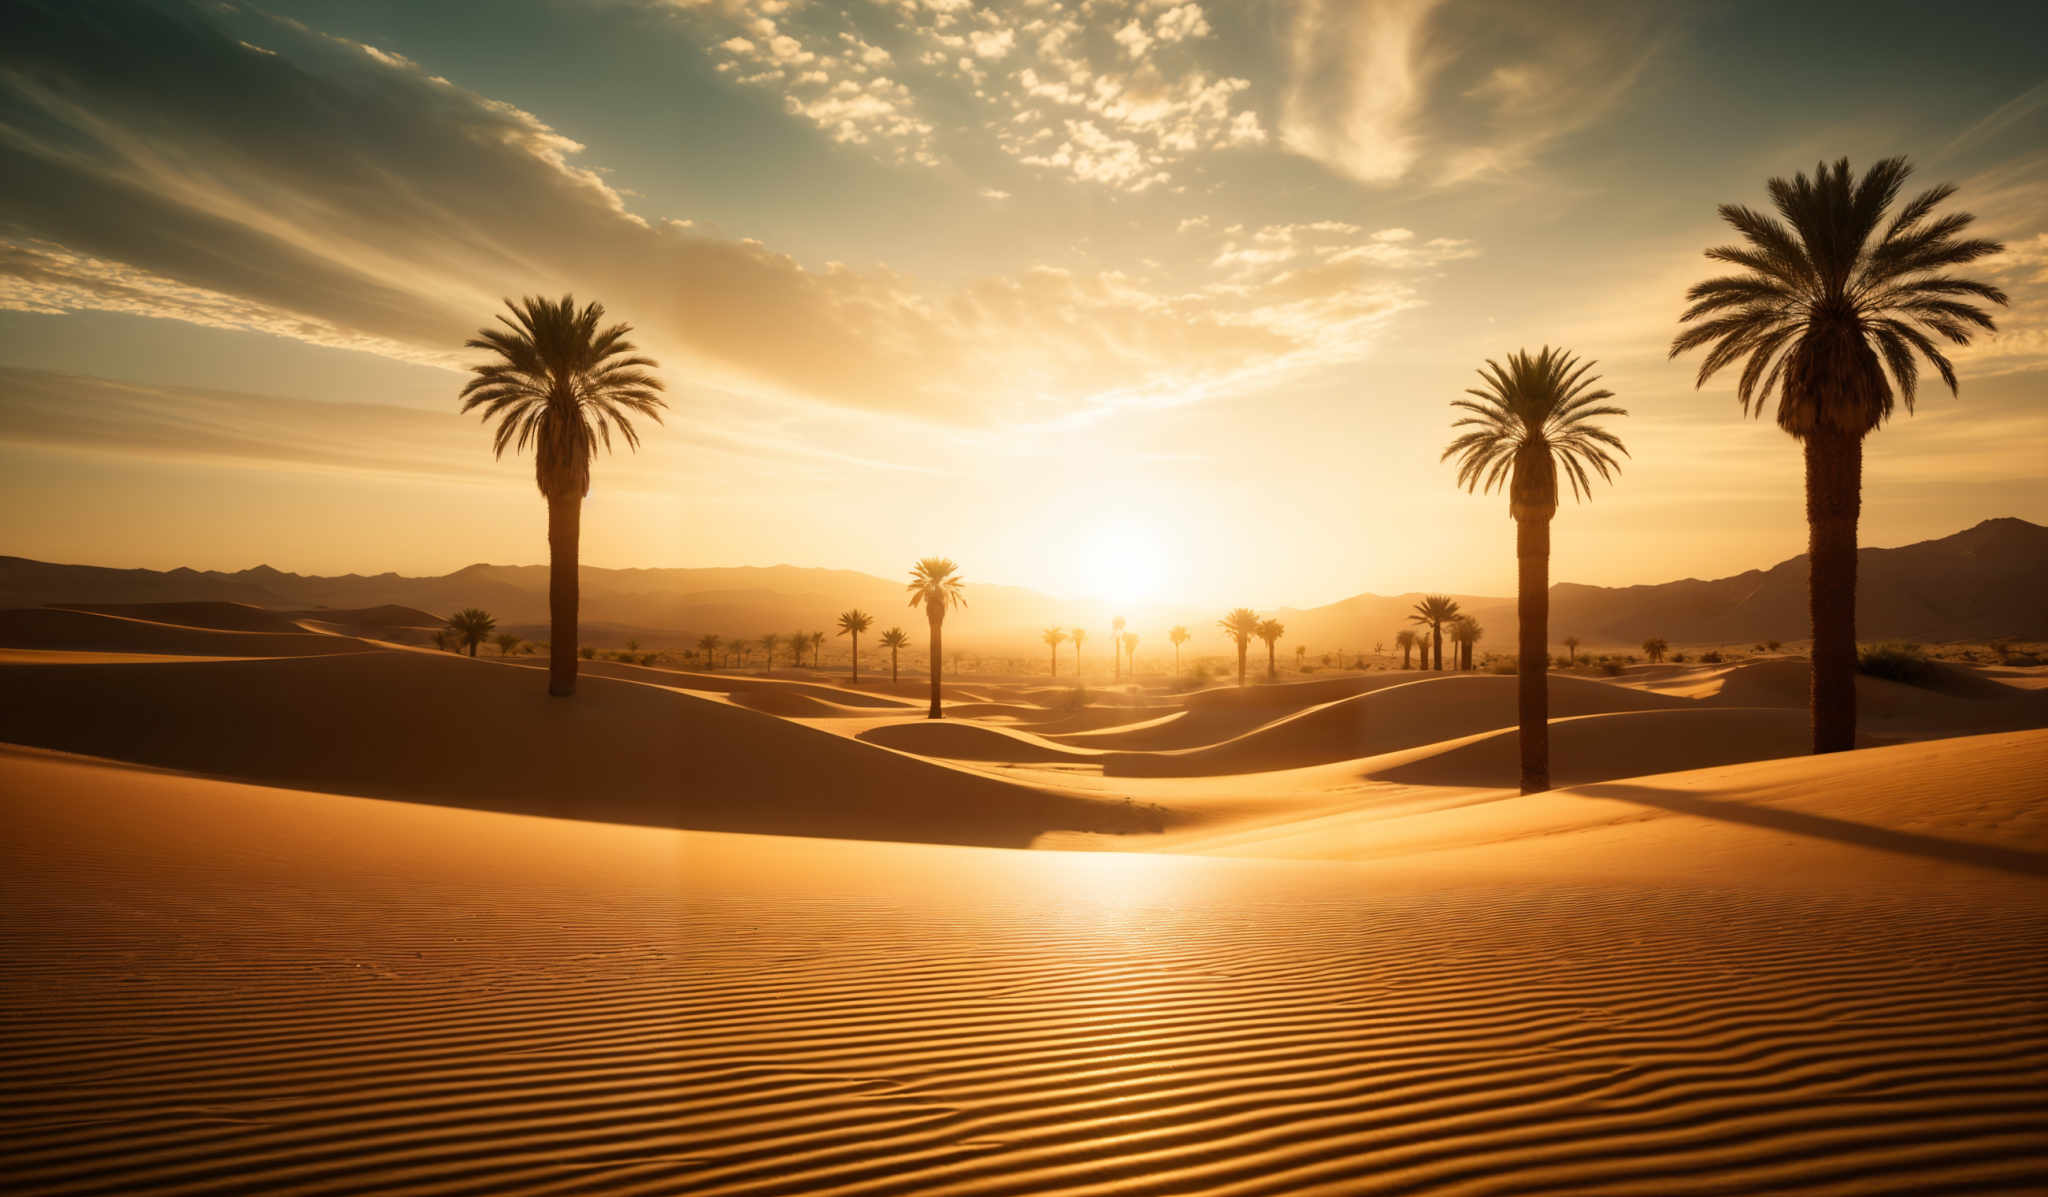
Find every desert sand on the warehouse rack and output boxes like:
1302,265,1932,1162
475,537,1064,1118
3,603,2045,1193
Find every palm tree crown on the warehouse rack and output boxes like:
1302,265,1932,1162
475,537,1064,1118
446,608,496,656
1443,346,1627,519
838,610,872,637
906,558,966,615
1669,156,2007,437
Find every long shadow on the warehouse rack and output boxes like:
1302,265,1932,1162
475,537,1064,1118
1575,780,2048,879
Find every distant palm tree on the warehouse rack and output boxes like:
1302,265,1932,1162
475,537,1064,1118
1670,157,2006,754
625,639,640,653
446,608,496,657
734,642,750,668
1395,628,1418,669
1407,595,1462,672
697,633,721,670
1643,637,1669,664
1070,627,1087,676
1563,635,1581,665
755,632,776,670
786,630,808,669
1255,619,1284,680
432,628,454,653
907,558,966,718
1452,616,1484,670
1169,625,1189,677
1042,627,1069,677
1111,615,1127,681
879,626,909,685
809,630,825,668
1295,644,1307,672
838,609,873,682
460,295,663,696
494,632,522,657
1218,608,1260,687
1121,631,1139,678
1443,346,1627,793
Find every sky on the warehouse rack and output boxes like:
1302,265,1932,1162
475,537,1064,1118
1,0,2044,609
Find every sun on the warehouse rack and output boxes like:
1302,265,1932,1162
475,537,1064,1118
1076,515,1169,607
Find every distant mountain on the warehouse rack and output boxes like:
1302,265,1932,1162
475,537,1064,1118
3,518,2042,653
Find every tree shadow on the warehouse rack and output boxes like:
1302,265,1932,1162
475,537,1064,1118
1574,780,2048,879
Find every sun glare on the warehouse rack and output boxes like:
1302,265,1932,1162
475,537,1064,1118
1076,515,1170,607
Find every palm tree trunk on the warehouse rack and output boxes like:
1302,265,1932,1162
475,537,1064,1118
1236,642,1246,687
546,493,580,697
890,648,899,686
1174,645,1180,677
1266,643,1276,680
1517,514,1551,793
927,610,944,719
468,640,477,657
1050,646,1058,677
1806,427,1861,753
851,633,860,683
1433,624,1443,670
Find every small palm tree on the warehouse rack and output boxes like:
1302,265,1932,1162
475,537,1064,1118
1295,644,1307,672
625,639,640,653
1407,595,1462,672
1218,608,1260,687
1443,346,1626,793
1564,635,1581,666
838,609,873,682
432,628,453,653
810,630,825,668
1169,625,1189,677
1643,637,1669,664
494,632,522,657
1111,615,1127,681
460,295,663,696
446,608,496,657
758,632,778,670
907,558,966,718
1451,616,1485,670
1042,627,1069,677
1121,631,1139,678
879,626,909,685
786,630,807,669
1670,157,2006,753
1070,627,1087,676
1395,628,1418,669
1255,619,1284,680
698,633,721,670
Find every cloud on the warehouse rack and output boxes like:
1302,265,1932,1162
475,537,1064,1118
1279,0,1659,186
0,1,1471,427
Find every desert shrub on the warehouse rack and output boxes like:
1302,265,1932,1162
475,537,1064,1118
1859,642,1935,686
1601,661,1625,676
1488,657,1518,675
639,653,658,666
1053,686,1092,710
1699,650,1723,664
579,646,595,660
1670,652,1687,663
1300,664,1319,674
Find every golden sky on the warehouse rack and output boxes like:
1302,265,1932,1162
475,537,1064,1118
2,0,2044,607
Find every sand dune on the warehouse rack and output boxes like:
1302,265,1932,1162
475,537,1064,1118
1367,706,1819,788
858,718,1102,763
53,599,310,632
0,606,374,657
2,736,2041,1195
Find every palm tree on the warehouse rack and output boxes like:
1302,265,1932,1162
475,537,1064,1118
907,558,966,718
1395,628,1417,669
446,608,496,657
782,629,805,669
432,628,454,653
1295,644,1307,672
1642,637,1668,664
1564,635,1581,666
1218,608,1260,687
1407,595,1462,672
1169,625,1189,677
809,630,826,668
879,627,909,685
1443,346,1627,793
1121,631,1139,678
1255,619,1284,680
756,633,777,670
1670,157,2006,753
1070,627,1087,676
1042,627,1069,677
494,632,522,657
837,610,873,682
460,295,664,696
1111,615,1127,681
1452,616,1485,670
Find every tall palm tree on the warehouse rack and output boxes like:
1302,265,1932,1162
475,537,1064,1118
697,633,720,670
1042,627,1069,677
494,632,522,657
1563,635,1581,666
759,632,779,670
907,558,966,718
460,295,663,697
1169,625,1189,677
1111,615,1127,681
879,627,909,685
1407,595,1462,672
1121,631,1139,678
446,608,496,657
1443,346,1627,793
1218,608,1260,687
1670,157,2006,753
1255,619,1284,680
1070,627,1087,676
809,630,826,668
838,610,873,682
787,629,808,669
1395,628,1417,669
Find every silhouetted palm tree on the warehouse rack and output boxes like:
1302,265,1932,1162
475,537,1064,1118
880,626,909,685
1255,619,1284,681
697,633,720,670
907,558,966,718
1070,627,1087,676
460,295,663,696
432,629,454,653
1112,615,1127,681
809,630,825,668
838,610,872,682
759,632,779,670
787,629,808,669
1217,609,1259,687
1643,637,1669,663
1670,157,2006,753
1407,595,1462,672
1169,625,1189,677
1564,635,1581,665
1444,346,1627,793
1452,616,1484,670
1395,628,1418,669
494,632,522,657
1043,627,1068,677
1121,631,1139,678
447,608,496,657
